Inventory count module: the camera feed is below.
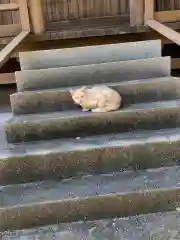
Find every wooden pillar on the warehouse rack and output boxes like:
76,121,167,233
29,0,45,34
129,0,144,26
145,0,154,23
18,0,30,31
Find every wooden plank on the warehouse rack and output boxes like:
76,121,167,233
0,24,21,37
1,20,180,45
145,0,154,23
47,15,130,31
29,0,45,34
18,0,30,31
129,0,144,26
0,31,29,69
172,58,180,69
0,73,15,84
154,10,180,23
0,3,19,11
11,0,21,25
147,20,180,46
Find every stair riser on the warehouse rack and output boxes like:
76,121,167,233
1,212,179,239
16,57,170,92
0,140,179,185
11,78,180,115
3,39,180,233
19,40,161,70
0,188,179,231
4,106,180,143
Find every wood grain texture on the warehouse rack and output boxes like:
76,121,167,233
0,0,20,25
155,0,180,11
43,0,129,22
0,23,20,37
0,30,29,69
0,72,15,84
11,0,20,24
0,0,180,27
154,10,180,23
0,3,18,11
0,0,13,25
29,0,45,34
147,19,180,46
129,0,144,26
145,0,154,22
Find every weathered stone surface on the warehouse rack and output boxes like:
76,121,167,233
2,40,180,234
0,166,180,230
16,57,170,92
1,128,180,185
4,99,180,143
11,77,180,115
19,40,162,70
1,211,180,239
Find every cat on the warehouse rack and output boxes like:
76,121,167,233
70,85,122,113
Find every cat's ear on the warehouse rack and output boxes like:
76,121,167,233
70,89,75,95
81,86,87,91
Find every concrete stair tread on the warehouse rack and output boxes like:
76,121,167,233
1,166,180,231
15,76,180,93
5,99,180,143
1,127,180,186
1,211,180,239
16,56,170,92
0,165,179,208
6,127,180,155
16,77,176,93
19,40,162,70
2,39,179,231
7,99,180,123
11,76,180,115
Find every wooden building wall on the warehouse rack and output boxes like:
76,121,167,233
0,0,20,25
155,0,180,11
43,0,129,22
1,0,180,28
0,0,130,26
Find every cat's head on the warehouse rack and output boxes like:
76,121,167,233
70,86,87,105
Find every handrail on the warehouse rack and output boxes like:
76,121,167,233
147,20,180,46
0,31,30,69
145,0,180,47
0,0,30,69
0,3,19,11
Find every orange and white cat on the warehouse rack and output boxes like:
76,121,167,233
70,85,122,113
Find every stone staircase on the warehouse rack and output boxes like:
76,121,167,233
1,40,180,239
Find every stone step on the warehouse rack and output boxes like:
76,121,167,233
0,166,180,231
1,211,180,239
19,40,162,70
1,128,180,185
11,77,180,115
16,57,170,92
4,99,180,143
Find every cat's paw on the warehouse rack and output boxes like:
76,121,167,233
91,108,101,113
82,108,90,112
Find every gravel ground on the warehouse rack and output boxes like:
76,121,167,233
1,211,180,239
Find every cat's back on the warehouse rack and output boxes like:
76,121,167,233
92,85,120,99
85,85,121,103
92,85,111,91
88,85,113,95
